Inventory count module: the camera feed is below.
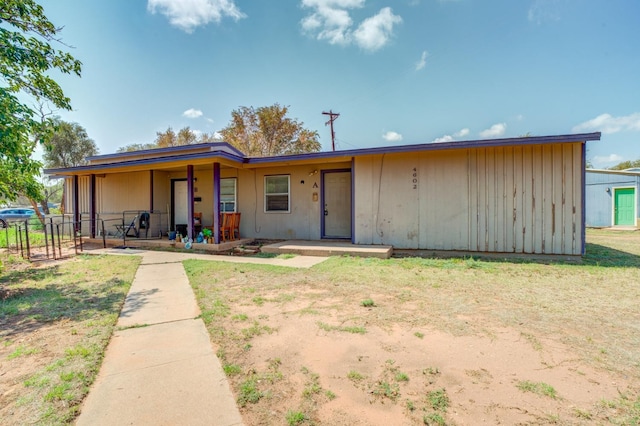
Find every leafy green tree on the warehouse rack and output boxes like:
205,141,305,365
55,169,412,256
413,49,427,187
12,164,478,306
117,126,218,152
0,0,82,202
609,159,640,170
44,119,99,168
116,142,157,153
41,119,97,216
220,104,320,156
157,126,196,147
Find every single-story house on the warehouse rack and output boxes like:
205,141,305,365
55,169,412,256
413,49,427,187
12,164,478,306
586,168,640,228
45,132,601,256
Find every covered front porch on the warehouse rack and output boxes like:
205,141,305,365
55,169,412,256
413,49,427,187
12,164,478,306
55,143,247,244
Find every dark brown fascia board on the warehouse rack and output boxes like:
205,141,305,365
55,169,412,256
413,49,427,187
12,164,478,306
45,150,246,176
85,142,245,162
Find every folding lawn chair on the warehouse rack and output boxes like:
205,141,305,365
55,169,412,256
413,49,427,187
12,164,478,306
124,214,139,237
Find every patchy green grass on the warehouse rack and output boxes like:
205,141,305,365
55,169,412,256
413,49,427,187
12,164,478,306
598,393,640,425
317,321,366,334
223,364,242,376
372,380,400,401
285,410,307,425
360,298,375,307
395,372,410,382
0,226,46,249
516,380,558,399
0,254,140,425
423,412,446,425
427,388,450,411
347,370,365,381
8,345,39,359
237,378,263,407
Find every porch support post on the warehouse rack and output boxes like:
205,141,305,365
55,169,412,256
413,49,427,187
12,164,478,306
213,162,221,244
73,175,80,232
89,174,96,238
187,165,194,241
149,170,154,211
580,142,586,256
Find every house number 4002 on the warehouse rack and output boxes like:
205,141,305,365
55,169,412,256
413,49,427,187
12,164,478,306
412,167,418,189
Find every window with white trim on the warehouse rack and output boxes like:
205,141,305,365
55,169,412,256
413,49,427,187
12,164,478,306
220,178,237,212
264,175,290,212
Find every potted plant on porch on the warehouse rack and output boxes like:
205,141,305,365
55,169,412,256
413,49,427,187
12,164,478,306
202,228,213,244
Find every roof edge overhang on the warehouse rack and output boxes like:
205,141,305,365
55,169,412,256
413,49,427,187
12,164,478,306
45,150,246,176
587,168,640,176
245,132,602,166
45,132,601,176
86,141,245,163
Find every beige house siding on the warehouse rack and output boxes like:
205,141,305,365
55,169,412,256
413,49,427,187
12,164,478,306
152,170,171,219
78,176,91,216
237,163,350,240
354,142,583,254
97,171,150,213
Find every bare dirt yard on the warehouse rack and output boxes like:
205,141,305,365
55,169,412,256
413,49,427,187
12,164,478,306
187,229,640,425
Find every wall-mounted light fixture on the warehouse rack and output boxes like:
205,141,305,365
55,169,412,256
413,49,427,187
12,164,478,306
309,170,318,176
606,187,611,193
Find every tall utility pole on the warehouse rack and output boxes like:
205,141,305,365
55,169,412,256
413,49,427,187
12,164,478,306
322,110,340,151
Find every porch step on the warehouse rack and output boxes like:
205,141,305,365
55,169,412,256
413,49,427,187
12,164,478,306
261,240,393,259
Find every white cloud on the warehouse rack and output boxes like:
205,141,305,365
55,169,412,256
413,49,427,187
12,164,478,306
432,135,454,143
183,108,203,118
593,154,624,167
147,0,245,33
415,50,428,71
432,128,470,143
382,131,403,142
572,112,640,134
527,0,560,24
352,7,402,51
300,1,402,51
479,123,506,138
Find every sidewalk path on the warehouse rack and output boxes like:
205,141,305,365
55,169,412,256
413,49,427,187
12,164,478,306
76,251,326,425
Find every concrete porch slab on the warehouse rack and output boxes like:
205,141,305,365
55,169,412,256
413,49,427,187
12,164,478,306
85,237,253,253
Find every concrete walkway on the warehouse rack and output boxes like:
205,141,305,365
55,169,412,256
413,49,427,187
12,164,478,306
76,251,327,425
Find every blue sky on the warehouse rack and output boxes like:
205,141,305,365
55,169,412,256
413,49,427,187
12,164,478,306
37,0,639,168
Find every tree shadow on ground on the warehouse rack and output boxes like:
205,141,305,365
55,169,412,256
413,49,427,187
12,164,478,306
0,264,128,338
118,288,159,319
